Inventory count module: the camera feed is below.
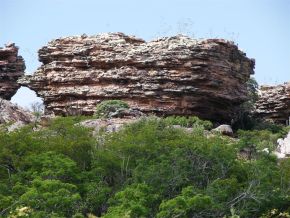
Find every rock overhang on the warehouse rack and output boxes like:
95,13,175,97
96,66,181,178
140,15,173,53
18,32,255,123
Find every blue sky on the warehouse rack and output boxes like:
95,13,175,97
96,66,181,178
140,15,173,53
1,0,290,108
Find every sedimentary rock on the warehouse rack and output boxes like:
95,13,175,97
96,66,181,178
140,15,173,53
0,98,34,127
255,82,290,124
19,32,255,122
0,43,25,100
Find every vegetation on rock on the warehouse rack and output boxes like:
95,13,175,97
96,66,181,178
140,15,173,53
95,100,129,118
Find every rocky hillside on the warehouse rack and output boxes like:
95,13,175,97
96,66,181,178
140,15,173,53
19,33,255,122
0,43,25,100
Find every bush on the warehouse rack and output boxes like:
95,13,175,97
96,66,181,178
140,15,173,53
163,115,213,130
104,184,159,218
237,128,288,151
95,100,129,118
19,179,81,217
157,186,215,218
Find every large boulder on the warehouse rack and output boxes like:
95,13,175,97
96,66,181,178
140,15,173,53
19,33,255,123
212,124,234,136
0,43,25,100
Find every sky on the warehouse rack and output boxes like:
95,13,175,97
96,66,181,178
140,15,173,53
1,0,290,109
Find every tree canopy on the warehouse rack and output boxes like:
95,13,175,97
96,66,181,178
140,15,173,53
0,116,290,217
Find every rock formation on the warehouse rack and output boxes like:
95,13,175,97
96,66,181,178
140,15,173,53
19,32,255,122
255,82,290,124
0,98,34,127
0,43,25,100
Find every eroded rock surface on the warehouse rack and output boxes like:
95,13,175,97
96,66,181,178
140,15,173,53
0,43,25,100
19,33,255,122
255,82,290,124
0,98,34,128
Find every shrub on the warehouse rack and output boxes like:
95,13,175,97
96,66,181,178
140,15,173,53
237,129,285,151
163,115,213,130
103,184,159,218
19,179,81,217
157,186,215,218
95,100,129,118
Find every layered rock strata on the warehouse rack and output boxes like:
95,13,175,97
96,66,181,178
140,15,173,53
19,33,255,122
0,43,25,100
255,82,290,124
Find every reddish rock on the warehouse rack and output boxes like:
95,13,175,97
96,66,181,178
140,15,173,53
19,33,255,122
0,43,25,100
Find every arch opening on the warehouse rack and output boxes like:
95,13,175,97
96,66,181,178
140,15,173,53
11,87,43,111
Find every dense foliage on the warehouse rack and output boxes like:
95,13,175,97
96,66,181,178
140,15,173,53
0,116,290,217
232,77,259,131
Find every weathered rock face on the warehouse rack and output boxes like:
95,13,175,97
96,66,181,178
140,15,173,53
0,98,34,125
19,33,255,122
255,82,290,124
0,43,25,100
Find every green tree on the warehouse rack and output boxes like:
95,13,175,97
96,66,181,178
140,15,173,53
103,183,159,218
22,151,79,182
19,179,81,217
157,186,215,218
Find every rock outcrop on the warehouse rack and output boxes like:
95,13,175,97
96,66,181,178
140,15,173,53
0,43,25,100
255,82,290,124
79,118,139,135
19,32,255,122
0,98,34,128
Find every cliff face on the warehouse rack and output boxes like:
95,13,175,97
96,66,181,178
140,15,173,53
0,43,25,100
20,33,255,122
255,82,290,124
